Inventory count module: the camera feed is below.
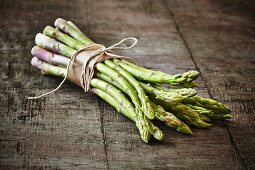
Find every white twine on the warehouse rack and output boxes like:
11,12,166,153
28,37,137,100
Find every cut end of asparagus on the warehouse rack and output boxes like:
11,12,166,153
54,18,66,28
31,46,51,63
43,26,54,35
31,57,40,67
31,46,38,55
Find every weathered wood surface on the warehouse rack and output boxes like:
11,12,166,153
0,0,254,169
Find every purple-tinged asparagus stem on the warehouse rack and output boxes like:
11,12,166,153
31,57,66,77
31,46,69,66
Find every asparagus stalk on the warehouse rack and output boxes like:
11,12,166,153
139,81,184,103
31,47,190,135
31,46,70,66
197,113,211,122
113,59,199,87
152,83,197,97
31,57,66,77
67,21,83,34
50,20,216,124
104,59,155,119
95,72,124,91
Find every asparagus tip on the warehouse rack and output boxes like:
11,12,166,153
153,129,164,141
197,119,212,128
176,123,193,135
43,25,54,35
31,46,38,55
35,33,46,45
141,131,151,143
31,57,40,66
223,114,232,119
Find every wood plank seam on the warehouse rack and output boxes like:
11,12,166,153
163,0,247,169
97,97,109,170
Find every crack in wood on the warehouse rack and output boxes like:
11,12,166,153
97,97,109,170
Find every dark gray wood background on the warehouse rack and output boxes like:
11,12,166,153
0,0,255,169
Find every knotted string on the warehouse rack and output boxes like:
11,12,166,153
28,37,137,100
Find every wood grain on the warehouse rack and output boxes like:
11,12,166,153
0,0,254,169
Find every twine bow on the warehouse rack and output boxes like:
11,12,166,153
28,37,137,100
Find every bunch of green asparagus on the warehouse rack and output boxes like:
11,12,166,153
30,18,231,143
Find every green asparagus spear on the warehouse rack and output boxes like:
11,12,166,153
95,72,125,91
152,83,197,97
113,59,199,87
197,113,211,122
105,59,155,120
139,81,184,103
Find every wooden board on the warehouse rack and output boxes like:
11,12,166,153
0,0,254,169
